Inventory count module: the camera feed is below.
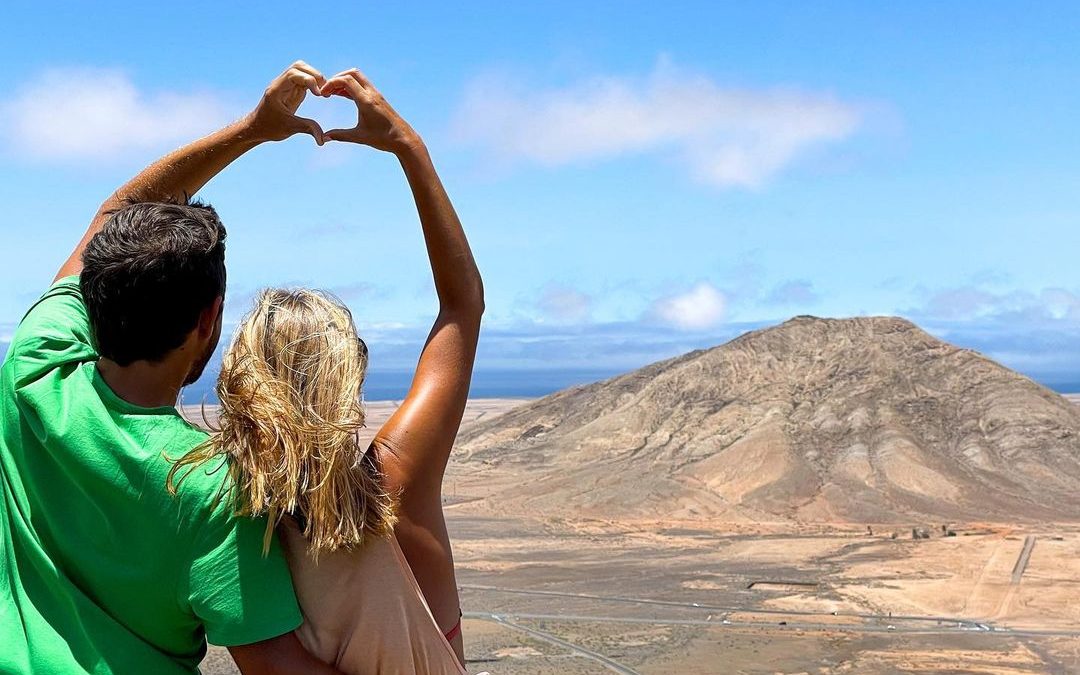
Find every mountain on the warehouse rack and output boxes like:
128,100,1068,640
453,316,1080,523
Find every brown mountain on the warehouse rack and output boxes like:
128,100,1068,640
454,316,1080,523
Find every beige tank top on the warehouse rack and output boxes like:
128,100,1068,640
279,520,467,675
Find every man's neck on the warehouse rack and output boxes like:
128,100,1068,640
96,357,185,409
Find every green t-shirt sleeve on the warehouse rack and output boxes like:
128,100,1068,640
184,504,302,646
7,276,96,386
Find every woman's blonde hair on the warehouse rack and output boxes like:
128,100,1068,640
168,288,395,556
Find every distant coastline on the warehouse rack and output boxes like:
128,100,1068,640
179,366,1080,406
180,367,626,406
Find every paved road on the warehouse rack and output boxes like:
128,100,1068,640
462,583,987,626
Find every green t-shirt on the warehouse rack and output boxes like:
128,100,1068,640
0,277,302,674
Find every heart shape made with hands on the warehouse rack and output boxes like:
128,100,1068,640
295,93,357,141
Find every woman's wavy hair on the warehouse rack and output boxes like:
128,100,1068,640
168,288,395,557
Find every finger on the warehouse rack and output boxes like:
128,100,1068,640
321,75,370,101
323,68,375,96
289,60,327,89
320,75,352,96
342,68,375,90
327,68,367,86
320,80,346,97
286,70,322,97
293,116,325,146
324,128,368,144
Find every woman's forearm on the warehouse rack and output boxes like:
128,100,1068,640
397,141,484,315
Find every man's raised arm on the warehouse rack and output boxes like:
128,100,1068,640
55,61,329,281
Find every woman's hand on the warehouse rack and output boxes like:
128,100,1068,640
244,61,327,145
320,69,421,154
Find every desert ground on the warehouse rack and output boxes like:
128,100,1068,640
201,397,1080,674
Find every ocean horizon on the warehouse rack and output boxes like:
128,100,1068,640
180,367,629,405
179,367,1080,405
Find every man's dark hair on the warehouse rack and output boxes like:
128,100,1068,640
80,200,227,365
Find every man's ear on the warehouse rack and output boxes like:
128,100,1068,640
197,296,225,339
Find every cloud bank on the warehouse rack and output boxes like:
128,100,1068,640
2,68,236,162
537,284,592,323
454,61,862,188
648,281,726,330
912,286,1080,323
3,304,1077,401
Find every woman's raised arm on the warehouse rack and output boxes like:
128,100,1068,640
321,69,483,658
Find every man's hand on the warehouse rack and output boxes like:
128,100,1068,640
244,61,328,145
320,69,420,153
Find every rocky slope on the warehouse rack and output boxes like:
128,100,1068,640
453,317,1080,523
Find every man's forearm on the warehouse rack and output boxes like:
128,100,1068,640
397,141,484,314
56,116,262,280
103,118,262,209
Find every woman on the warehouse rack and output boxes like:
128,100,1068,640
172,68,482,674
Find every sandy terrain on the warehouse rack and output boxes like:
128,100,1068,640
441,512,1080,673
199,389,1080,673
204,509,1080,673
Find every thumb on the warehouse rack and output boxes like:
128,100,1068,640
294,116,325,146
324,128,361,143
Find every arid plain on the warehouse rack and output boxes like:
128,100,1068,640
203,397,1080,675
203,319,1080,674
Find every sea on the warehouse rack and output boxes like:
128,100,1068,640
180,367,626,405
178,367,1079,406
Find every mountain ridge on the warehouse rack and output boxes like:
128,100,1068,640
454,315,1080,523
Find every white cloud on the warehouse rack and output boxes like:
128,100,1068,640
920,287,1000,320
1,68,237,162
648,281,726,330
453,60,861,188
537,284,592,323
1042,288,1080,320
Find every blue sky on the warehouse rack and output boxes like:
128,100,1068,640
1,1,1078,390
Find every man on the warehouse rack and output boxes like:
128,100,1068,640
0,63,344,674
